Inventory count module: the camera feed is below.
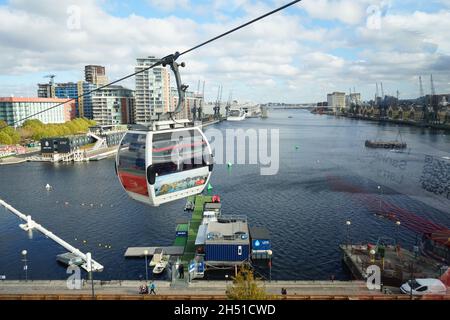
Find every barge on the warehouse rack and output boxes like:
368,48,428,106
365,140,407,149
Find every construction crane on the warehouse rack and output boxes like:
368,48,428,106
44,74,56,86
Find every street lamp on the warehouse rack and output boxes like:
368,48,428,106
144,249,149,282
346,221,351,248
370,249,376,263
377,186,382,214
267,250,273,282
86,252,95,299
21,250,28,282
395,221,401,245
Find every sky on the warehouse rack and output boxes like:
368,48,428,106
0,0,450,103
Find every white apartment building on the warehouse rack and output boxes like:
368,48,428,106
134,56,170,124
327,92,346,113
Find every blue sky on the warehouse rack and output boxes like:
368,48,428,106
0,0,450,102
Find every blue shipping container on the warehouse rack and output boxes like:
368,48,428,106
252,239,271,251
205,244,249,261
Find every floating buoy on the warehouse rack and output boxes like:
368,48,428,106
207,183,213,191
83,240,87,244
45,184,52,191
81,203,85,206
64,202,69,206
227,162,232,168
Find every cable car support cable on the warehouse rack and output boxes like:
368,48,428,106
0,0,303,130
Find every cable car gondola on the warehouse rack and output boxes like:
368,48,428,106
116,54,214,206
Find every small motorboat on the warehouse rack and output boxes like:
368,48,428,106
56,252,83,266
184,200,194,211
152,256,170,274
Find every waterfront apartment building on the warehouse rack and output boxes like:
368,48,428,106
37,83,55,98
134,56,171,124
327,92,346,113
52,81,97,119
0,97,75,127
91,85,134,125
85,65,108,86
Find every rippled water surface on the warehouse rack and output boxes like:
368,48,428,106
1,110,449,280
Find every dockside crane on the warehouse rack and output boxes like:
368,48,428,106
213,85,222,120
419,76,424,98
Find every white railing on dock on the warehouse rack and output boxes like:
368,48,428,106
0,198,103,272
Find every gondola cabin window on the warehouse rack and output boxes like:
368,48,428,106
117,133,148,196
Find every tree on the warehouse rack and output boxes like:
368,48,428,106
0,126,20,144
226,265,268,300
0,131,12,145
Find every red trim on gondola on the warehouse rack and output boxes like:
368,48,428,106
152,141,206,153
118,171,148,196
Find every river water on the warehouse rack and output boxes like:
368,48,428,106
0,109,449,281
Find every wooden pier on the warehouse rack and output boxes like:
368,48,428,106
124,246,184,258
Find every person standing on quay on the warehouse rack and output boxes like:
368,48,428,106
179,263,185,279
149,281,156,295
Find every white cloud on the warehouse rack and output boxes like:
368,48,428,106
147,0,190,11
0,0,449,102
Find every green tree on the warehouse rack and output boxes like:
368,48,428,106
0,126,20,144
0,131,12,145
226,265,268,300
